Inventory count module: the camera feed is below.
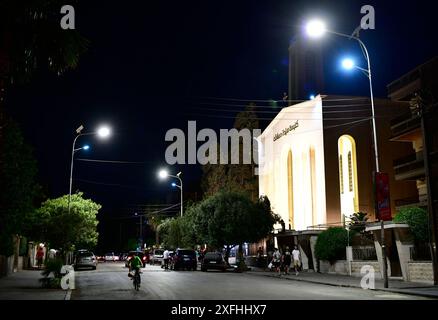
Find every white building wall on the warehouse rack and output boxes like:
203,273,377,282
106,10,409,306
258,95,327,231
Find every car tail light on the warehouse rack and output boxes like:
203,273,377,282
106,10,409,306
142,256,146,261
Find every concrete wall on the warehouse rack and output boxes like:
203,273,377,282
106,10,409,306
351,261,381,278
319,260,348,275
407,262,433,283
0,256,14,277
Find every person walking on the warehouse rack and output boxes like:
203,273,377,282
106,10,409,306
256,247,263,268
272,248,282,275
163,249,170,270
282,246,292,275
36,246,44,269
292,245,301,276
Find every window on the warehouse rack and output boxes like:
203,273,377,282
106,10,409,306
338,135,359,219
348,151,353,192
287,150,294,229
339,155,344,194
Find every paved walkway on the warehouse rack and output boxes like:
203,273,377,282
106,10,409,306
247,267,438,298
0,269,69,300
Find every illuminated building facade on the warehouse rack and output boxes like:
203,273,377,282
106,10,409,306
258,94,419,233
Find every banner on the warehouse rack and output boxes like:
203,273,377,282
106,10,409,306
375,172,391,221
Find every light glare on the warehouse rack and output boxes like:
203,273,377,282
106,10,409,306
97,126,111,138
342,58,355,70
159,169,168,179
306,19,326,38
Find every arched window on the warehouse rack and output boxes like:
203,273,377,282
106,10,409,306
339,155,344,194
348,151,353,192
338,135,359,219
287,150,294,229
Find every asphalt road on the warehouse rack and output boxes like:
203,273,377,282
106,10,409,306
70,262,428,300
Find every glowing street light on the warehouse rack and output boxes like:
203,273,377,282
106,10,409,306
158,169,168,179
304,18,387,288
341,58,355,70
158,169,183,217
305,19,326,38
69,125,112,213
97,126,111,138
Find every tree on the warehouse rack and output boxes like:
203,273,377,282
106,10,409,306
201,104,259,201
31,192,101,254
0,116,40,255
314,227,349,264
0,0,88,255
347,212,373,243
191,191,279,271
393,207,429,242
0,0,88,86
157,205,200,249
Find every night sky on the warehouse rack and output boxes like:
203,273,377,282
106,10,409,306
4,0,438,251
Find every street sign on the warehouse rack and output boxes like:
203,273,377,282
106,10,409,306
375,172,391,221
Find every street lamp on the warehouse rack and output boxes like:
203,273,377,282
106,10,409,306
68,125,111,213
158,169,183,217
135,212,144,250
341,58,355,70
305,19,388,288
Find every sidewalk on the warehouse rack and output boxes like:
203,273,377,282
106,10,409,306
247,267,438,299
0,269,69,300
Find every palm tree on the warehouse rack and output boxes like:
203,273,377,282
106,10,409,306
0,0,88,87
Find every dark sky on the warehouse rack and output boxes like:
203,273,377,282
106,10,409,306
4,0,438,250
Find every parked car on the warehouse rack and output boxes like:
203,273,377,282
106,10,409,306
201,252,227,272
125,251,147,268
105,252,116,262
96,255,105,262
74,250,97,270
170,249,197,271
149,249,164,265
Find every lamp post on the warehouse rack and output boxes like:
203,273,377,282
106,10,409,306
158,169,183,217
305,19,388,288
68,125,111,214
135,212,143,249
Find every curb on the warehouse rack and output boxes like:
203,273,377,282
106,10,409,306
246,272,438,299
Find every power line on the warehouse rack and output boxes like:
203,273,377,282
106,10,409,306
182,112,372,121
189,101,373,110
76,158,151,164
75,178,154,190
189,96,370,104
190,106,373,114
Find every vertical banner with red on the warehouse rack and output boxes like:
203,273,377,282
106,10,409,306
375,172,392,221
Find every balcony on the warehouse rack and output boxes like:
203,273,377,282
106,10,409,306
393,151,425,181
390,112,421,141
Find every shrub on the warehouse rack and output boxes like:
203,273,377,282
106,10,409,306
315,227,348,264
41,258,63,278
393,207,429,242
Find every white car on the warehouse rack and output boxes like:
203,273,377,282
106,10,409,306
104,252,116,262
150,249,164,265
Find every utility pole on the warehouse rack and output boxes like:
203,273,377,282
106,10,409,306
140,215,143,249
415,94,438,285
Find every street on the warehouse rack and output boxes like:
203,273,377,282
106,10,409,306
70,262,429,300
